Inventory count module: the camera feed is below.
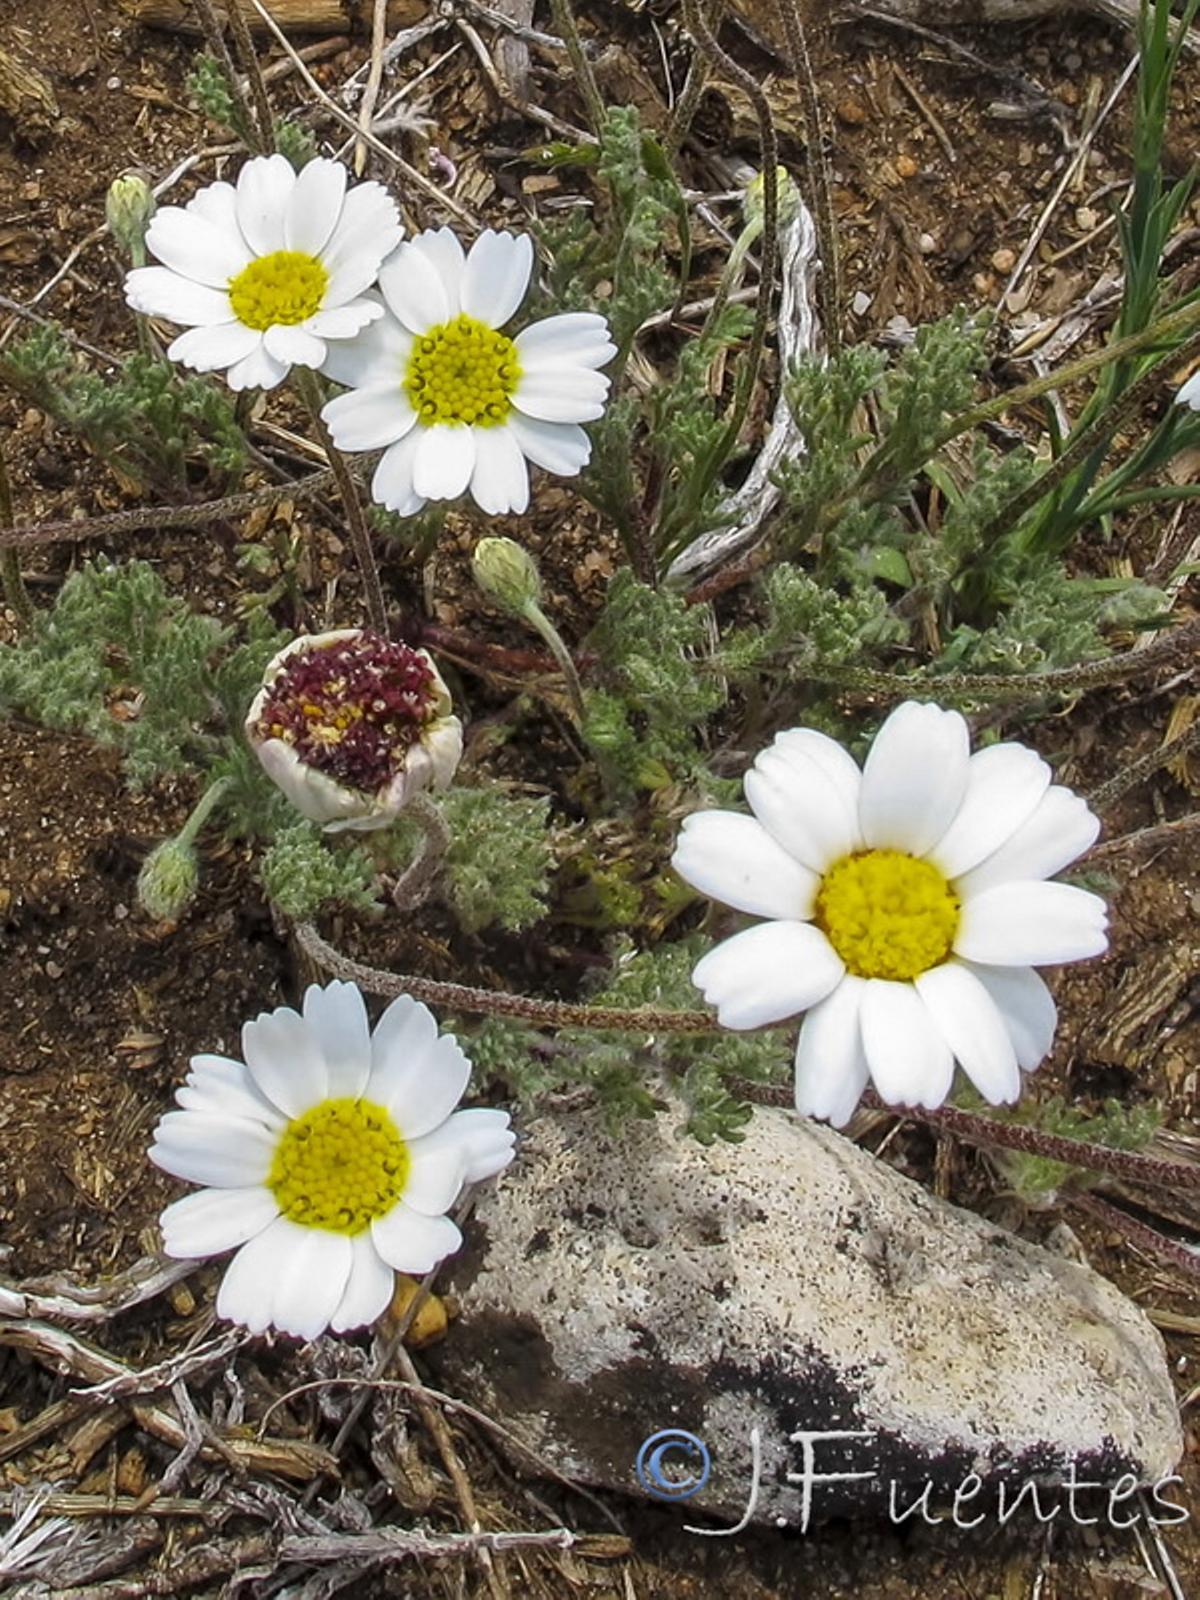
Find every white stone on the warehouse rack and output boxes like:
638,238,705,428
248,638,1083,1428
436,1100,1182,1526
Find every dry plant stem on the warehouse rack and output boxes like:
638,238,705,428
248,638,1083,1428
1067,1189,1200,1282
0,444,33,630
1086,810,1200,864
294,920,721,1032
295,367,388,636
224,0,276,152
771,0,841,353
665,1,713,157
354,0,390,175
681,0,779,468
192,0,259,150
798,614,1200,705
547,0,606,131
391,792,450,908
1089,716,1200,810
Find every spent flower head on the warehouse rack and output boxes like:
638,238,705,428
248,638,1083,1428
672,702,1108,1126
246,629,462,832
124,154,402,391
320,227,616,517
149,980,514,1340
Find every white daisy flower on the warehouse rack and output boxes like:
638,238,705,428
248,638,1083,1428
124,155,402,392
671,702,1108,1127
244,628,463,833
149,981,515,1340
1176,371,1200,410
320,227,616,517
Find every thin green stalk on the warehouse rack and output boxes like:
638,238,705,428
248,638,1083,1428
295,367,389,637
522,599,587,724
0,442,33,630
177,775,233,847
548,0,607,132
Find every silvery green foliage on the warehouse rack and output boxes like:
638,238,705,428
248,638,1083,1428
186,52,254,145
976,1095,1161,1206
259,823,381,921
3,329,244,490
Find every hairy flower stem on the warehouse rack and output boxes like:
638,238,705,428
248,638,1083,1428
520,600,587,725
295,368,389,637
665,1,715,157
1088,715,1200,810
224,0,276,154
547,0,606,131
1066,1189,1200,1283
771,0,841,354
0,442,34,630
295,921,722,1034
177,775,233,849
390,793,451,910
192,0,266,153
794,614,1200,707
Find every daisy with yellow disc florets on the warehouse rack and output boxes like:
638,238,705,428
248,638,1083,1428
149,981,514,1340
124,154,402,391
671,702,1108,1126
320,227,616,516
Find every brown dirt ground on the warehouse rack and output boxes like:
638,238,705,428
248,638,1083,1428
0,1,1197,1596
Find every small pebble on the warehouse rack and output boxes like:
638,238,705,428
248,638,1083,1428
991,247,1017,272
851,290,873,316
918,232,937,254
895,154,919,180
837,97,868,127
1075,206,1098,231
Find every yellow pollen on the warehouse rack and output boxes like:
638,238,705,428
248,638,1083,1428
815,849,960,982
228,250,328,331
267,1097,409,1235
404,313,522,427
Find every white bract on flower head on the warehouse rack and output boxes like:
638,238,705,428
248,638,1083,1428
245,628,463,832
124,154,402,392
149,981,515,1340
320,226,617,517
671,702,1108,1127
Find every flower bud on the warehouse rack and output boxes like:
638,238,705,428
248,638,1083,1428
743,165,801,228
245,629,463,833
138,837,199,922
472,537,542,617
106,171,156,260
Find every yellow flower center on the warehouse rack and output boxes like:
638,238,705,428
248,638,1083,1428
815,850,960,981
228,250,329,330
267,1097,409,1235
404,314,521,427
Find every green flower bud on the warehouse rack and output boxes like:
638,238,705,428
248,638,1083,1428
137,837,199,922
743,165,801,228
106,171,156,261
472,537,542,617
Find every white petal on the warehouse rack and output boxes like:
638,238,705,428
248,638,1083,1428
379,235,453,332
216,1219,294,1334
284,157,348,257
241,1005,330,1118
413,425,474,500
512,368,610,423
149,1112,277,1188
859,979,955,1110
671,809,818,919
306,299,383,340
442,1106,516,1182
402,1109,515,1215
514,311,616,371
955,881,1109,966
371,1202,463,1274
461,230,533,327
235,153,296,256
368,993,439,1085
772,729,864,818
927,742,1052,880
186,179,241,236
962,962,1057,1072
322,384,416,451
793,974,870,1127
226,340,290,392
167,321,261,372
319,182,404,292
382,1033,472,1140
319,296,411,386
264,323,325,368
124,266,233,327
404,227,466,317
145,205,252,287
177,1053,286,1130
330,1233,396,1333
372,432,426,515
744,745,860,873
1175,371,1200,409
914,961,1020,1105
504,413,591,476
271,1226,354,1341
956,786,1102,895
301,981,371,1100
692,921,845,1030
468,425,530,515
253,737,368,827
859,702,971,855
159,1185,279,1260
